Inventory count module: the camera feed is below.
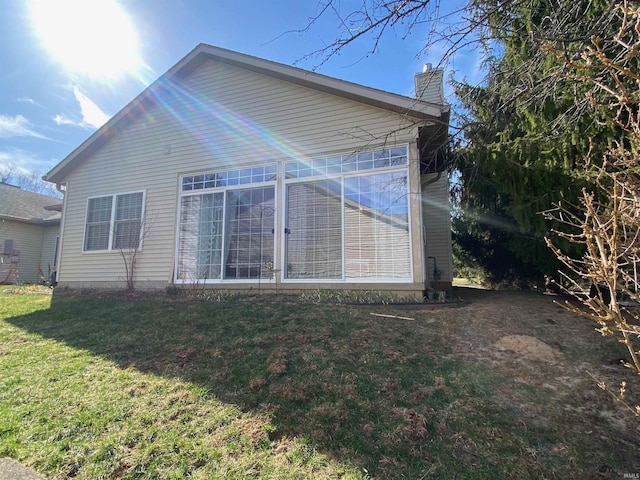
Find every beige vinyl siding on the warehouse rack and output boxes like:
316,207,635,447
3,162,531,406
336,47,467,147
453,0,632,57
421,173,453,285
0,220,45,284
414,70,445,104
58,59,425,287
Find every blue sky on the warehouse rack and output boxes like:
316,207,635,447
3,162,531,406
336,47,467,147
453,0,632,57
0,0,480,180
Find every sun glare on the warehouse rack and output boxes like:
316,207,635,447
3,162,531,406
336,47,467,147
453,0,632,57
30,0,141,78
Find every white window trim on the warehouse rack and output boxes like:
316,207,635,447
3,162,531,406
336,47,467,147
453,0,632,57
180,164,278,193
82,190,146,253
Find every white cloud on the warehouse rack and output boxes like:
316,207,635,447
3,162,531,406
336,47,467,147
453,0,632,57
73,87,110,128
53,87,111,130
0,148,54,174
0,114,49,139
17,97,44,108
53,113,83,127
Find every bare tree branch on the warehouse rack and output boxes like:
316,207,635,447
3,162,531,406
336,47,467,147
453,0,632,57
543,1,640,416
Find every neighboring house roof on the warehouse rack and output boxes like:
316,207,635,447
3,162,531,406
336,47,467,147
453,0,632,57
0,183,61,225
45,43,449,184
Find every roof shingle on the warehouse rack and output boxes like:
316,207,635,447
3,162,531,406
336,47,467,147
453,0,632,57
0,183,61,223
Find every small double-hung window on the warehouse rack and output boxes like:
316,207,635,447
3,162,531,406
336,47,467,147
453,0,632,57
84,192,144,251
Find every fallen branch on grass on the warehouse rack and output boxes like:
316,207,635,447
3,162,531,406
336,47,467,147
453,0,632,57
370,313,415,321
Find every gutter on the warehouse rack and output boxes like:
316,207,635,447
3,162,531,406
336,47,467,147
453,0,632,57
0,214,61,226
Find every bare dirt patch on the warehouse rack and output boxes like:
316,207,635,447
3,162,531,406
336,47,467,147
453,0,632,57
496,334,564,364
395,287,640,475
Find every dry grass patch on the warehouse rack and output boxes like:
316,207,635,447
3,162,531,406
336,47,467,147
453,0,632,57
0,289,638,479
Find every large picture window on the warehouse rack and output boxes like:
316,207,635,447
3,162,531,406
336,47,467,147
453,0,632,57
177,166,276,282
343,172,410,278
84,192,144,251
284,146,411,281
176,147,411,284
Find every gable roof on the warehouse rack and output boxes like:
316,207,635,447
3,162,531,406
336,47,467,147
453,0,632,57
45,43,449,184
0,183,61,224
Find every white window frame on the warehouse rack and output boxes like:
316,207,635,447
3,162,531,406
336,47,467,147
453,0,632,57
281,145,414,284
174,165,278,284
82,190,146,253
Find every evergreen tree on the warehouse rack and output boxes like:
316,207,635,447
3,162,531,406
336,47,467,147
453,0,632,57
453,0,620,286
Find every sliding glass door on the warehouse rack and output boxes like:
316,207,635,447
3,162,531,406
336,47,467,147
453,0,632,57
177,183,275,281
224,187,275,279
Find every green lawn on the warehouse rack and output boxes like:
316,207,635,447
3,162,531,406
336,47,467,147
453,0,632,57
0,290,635,479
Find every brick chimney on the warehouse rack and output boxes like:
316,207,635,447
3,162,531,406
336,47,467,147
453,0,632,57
414,63,445,104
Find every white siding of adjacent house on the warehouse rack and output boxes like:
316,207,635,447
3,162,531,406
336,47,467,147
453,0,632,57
0,220,45,284
421,173,453,286
57,59,428,289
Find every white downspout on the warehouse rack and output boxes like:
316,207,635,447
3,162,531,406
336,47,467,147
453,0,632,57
53,182,67,285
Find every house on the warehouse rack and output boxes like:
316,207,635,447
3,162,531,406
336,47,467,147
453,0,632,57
44,44,452,297
0,183,61,284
